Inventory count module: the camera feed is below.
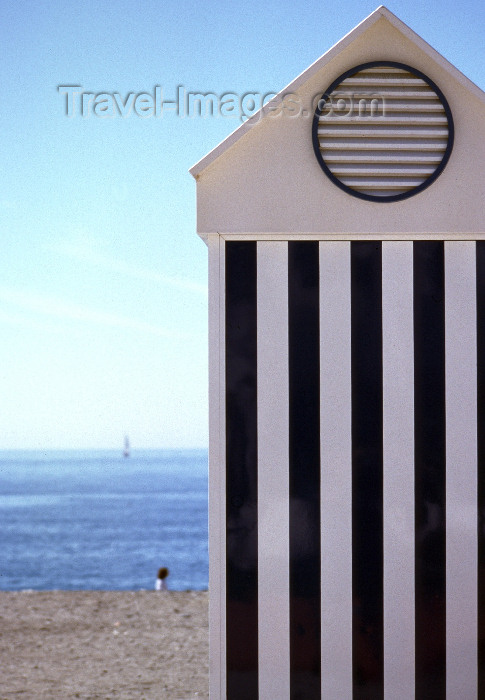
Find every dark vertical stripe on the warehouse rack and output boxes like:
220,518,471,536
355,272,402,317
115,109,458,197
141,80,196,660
477,242,485,699
351,241,384,699
413,241,446,700
288,241,321,699
225,241,258,700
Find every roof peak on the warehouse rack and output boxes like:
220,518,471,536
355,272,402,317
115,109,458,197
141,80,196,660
190,6,485,178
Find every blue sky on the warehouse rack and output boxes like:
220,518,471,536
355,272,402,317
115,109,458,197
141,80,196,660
1,0,484,449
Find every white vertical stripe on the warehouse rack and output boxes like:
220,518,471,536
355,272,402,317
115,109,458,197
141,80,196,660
257,241,290,699
208,234,225,700
445,241,478,699
319,241,353,699
382,242,415,699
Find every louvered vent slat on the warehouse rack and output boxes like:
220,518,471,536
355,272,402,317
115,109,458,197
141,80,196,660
324,154,444,163
321,115,448,124
321,140,447,151
347,91,441,99
312,62,454,202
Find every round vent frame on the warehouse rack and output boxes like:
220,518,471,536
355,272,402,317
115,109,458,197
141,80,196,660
312,61,454,203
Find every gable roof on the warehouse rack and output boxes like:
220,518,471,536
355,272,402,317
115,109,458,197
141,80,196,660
189,5,485,179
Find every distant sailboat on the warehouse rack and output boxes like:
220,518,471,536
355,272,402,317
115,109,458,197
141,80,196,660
123,435,130,458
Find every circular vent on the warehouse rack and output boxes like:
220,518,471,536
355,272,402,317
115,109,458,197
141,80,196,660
312,61,454,202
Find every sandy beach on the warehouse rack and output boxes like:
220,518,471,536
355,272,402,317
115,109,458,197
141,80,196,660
0,590,208,699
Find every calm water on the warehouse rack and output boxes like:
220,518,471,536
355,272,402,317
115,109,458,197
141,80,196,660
0,449,208,591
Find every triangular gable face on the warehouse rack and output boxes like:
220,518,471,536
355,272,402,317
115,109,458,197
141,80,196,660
191,7,485,240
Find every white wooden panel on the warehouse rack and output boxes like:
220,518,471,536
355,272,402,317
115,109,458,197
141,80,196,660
257,241,290,699
319,241,353,699
445,241,478,699
382,241,415,699
208,234,225,700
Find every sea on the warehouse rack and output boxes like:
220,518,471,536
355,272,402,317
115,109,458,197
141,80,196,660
0,449,208,592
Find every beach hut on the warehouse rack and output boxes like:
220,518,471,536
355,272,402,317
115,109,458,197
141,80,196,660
190,6,485,698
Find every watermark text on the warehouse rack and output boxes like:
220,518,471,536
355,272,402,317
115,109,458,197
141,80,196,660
58,85,386,122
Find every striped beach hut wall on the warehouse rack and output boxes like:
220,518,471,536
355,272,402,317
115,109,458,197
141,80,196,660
190,7,485,699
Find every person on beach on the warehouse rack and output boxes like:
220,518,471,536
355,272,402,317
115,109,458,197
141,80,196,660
155,567,169,591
